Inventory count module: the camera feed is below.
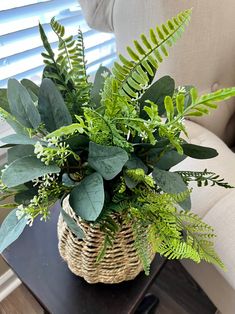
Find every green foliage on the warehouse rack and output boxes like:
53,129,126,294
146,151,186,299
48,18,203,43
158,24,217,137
153,149,186,170
7,145,35,164
177,169,233,188
186,87,235,117
128,191,224,270
21,79,39,102
1,156,60,188
0,10,234,273
131,218,152,275
112,9,192,100
0,208,28,253
0,134,40,147
96,214,121,263
7,79,41,129
61,209,84,239
139,76,175,118
88,142,129,180
46,122,85,139
69,172,104,221
152,167,191,210
38,78,72,132
125,168,154,187
90,66,112,108
182,143,218,159
39,19,91,117
0,107,28,136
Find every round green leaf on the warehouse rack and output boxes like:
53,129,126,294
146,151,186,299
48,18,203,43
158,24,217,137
152,167,191,210
69,172,104,221
154,150,187,170
7,145,35,164
139,76,175,117
0,208,28,253
88,142,129,180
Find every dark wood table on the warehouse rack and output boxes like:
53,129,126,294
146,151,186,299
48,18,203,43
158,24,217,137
2,204,166,314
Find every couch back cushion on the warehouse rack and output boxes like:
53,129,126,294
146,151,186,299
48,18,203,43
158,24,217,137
113,0,235,145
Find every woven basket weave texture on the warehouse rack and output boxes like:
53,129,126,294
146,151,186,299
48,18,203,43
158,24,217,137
57,197,154,284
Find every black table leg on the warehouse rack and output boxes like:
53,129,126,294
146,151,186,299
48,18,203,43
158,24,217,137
134,293,159,314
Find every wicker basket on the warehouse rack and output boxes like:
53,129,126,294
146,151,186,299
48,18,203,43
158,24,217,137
57,196,154,284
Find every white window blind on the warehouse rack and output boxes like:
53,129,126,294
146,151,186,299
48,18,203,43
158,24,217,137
0,0,116,88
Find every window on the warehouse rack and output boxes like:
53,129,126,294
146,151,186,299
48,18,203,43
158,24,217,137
0,0,116,140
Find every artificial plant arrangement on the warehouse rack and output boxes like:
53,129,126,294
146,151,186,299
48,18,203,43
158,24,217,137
0,9,234,283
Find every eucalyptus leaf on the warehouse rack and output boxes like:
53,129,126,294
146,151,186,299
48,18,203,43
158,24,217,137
38,78,72,132
0,134,40,147
88,142,129,180
2,156,60,188
66,134,89,151
61,209,84,239
0,208,28,253
125,155,148,173
139,76,175,117
7,145,35,164
90,66,111,108
146,147,165,166
124,175,138,189
15,187,38,205
154,150,187,170
7,78,41,129
21,79,40,97
124,155,148,188
20,79,39,103
152,168,191,210
62,173,76,187
0,107,28,135
69,172,104,221
182,144,218,159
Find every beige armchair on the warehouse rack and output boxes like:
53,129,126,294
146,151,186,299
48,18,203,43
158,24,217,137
79,1,235,312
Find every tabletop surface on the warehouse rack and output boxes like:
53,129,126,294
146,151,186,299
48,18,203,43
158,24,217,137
2,204,166,314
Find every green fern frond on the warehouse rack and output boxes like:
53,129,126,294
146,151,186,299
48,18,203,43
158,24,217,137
125,168,155,187
175,210,225,268
186,87,235,117
50,19,91,112
158,238,200,262
131,219,152,275
39,22,70,93
111,9,192,100
96,215,121,263
131,192,224,269
39,19,91,117
177,169,233,188
170,189,191,204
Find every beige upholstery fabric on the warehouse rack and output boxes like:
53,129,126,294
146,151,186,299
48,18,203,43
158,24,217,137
79,0,115,32
78,1,235,311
